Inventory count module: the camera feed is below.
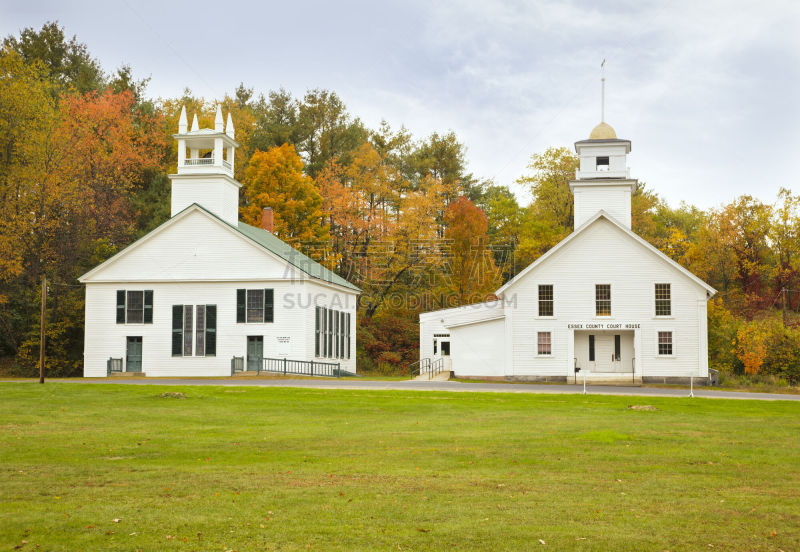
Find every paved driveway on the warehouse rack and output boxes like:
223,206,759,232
44,377,800,401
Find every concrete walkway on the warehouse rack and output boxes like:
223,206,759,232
25,377,800,401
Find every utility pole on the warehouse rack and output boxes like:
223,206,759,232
782,287,787,327
39,274,46,384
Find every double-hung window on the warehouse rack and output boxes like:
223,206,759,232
537,331,552,355
595,284,611,316
116,290,153,324
658,331,673,356
236,289,274,323
655,283,671,316
538,285,554,317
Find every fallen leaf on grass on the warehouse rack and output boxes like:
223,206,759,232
539,539,546,544
112,519,121,523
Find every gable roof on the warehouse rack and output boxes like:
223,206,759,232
495,210,716,297
79,203,360,292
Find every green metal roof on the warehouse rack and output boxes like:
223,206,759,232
235,220,360,292
182,203,357,291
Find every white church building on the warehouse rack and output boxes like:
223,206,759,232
80,107,359,377
419,121,716,383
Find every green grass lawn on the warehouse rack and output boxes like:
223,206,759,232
1,383,798,551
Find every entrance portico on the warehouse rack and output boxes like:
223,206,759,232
569,325,642,382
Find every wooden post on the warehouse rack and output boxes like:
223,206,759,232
782,287,787,326
39,275,46,384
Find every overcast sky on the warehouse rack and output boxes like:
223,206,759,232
2,0,799,209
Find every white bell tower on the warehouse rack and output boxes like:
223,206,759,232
569,73,637,229
169,105,241,225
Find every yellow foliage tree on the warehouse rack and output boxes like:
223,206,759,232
241,144,329,249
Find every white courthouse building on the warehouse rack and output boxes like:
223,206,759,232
80,107,359,377
420,121,716,383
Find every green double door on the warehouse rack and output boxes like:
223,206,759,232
247,336,263,371
126,336,142,372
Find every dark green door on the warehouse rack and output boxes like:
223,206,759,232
247,336,263,372
126,336,142,372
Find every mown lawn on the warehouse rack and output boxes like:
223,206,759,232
0,383,798,551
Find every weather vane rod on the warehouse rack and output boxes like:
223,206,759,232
600,59,606,122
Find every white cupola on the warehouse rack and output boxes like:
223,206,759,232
569,120,637,229
169,105,241,225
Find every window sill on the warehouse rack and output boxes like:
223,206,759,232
535,316,556,320
654,316,675,320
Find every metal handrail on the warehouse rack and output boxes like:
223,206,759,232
427,358,445,380
230,356,244,375
260,357,354,378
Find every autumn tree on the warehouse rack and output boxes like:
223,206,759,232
241,144,329,249
442,197,501,305
3,22,104,94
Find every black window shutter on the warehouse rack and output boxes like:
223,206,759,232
315,306,320,357
172,305,183,356
346,312,351,359
116,290,126,323
264,289,274,323
205,305,217,356
143,290,153,323
236,289,246,323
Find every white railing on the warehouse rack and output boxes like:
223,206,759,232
184,158,214,166
182,157,233,170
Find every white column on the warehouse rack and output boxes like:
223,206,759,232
214,138,223,167
177,139,186,168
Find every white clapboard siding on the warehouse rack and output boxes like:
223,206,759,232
84,209,302,282
82,208,358,377
420,215,711,379
505,217,708,378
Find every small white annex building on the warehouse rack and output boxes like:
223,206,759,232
420,121,716,383
80,107,359,377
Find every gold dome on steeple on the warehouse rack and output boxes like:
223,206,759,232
589,121,617,140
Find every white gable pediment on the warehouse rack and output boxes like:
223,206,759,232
497,212,715,297
80,207,305,283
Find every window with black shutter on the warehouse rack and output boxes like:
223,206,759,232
264,289,274,322
346,312,351,359
236,289,246,323
237,289,274,323
205,305,216,356
172,305,183,356
116,291,126,323
144,290,153,323
315,306,321,357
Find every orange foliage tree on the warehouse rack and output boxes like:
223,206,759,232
442,197,501,305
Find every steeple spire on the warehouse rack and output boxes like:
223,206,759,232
190,113,199,132
226,112,235,138
214,104,224,132
178,105,187,133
